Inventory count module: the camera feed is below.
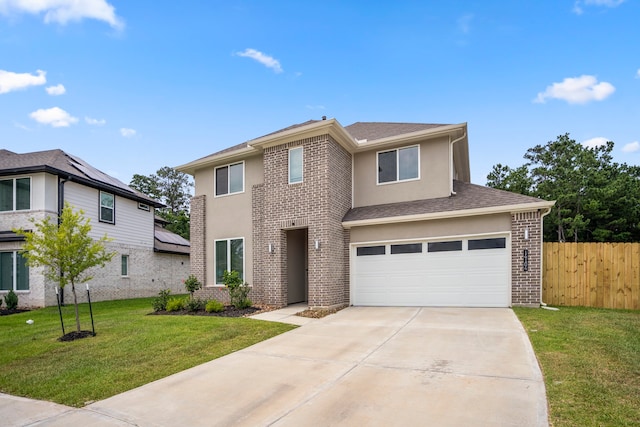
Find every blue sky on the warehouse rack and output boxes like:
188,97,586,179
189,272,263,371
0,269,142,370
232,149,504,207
1,0,639,185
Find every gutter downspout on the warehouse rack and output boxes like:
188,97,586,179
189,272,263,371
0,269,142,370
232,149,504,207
58,176,70,305
539,206,553,307
449,131,467,195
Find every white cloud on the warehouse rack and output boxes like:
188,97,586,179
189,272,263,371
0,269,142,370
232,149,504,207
85,116,106,126
573,0,625,14
636,69,640,79
45,83,65,95
457,14,473,34
534,75,615,104
236,48,283,73
0,69,46,94
582,137,609,148
622,141,640,153
305,105,325,110
0,0,124,29
120,127,136,137
29,107,78,127
13,121,31,131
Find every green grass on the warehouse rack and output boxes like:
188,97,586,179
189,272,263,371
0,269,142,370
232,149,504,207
514,306,640,426
0,297,296,407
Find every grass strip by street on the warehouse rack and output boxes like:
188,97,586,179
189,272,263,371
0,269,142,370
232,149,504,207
514,306,640,427
0,297,296,407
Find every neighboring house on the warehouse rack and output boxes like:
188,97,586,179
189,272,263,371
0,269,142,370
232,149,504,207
177,119,554,308
0,149,190,307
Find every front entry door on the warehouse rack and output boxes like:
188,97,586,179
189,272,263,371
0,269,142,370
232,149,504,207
287,228,308,304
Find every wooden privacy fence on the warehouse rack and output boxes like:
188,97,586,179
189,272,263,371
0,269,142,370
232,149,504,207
543,242,640,309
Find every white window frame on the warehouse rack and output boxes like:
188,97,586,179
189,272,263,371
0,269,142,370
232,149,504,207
214,161,245,197
288,146,304,184
0,176,31,212
0,251,29,292
121,254,129,277
214,237,245,285
376,145,420,185
99,191,115,224
138,202,150,211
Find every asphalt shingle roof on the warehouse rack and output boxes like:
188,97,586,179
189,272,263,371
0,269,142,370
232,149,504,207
0,149,160,206
344,122,449,141
343,181,548,222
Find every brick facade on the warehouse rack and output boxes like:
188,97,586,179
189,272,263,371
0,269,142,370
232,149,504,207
253,134,352,308
511,211,543,306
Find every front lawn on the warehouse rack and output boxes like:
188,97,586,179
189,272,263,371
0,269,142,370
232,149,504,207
0,297,295,407
515,306,640,426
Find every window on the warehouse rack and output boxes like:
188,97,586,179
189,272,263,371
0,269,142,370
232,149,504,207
215,162,244,196
468,238,506,250
0,251,29,291
121,255,129,276
391,243,422,254
428,241,462,252
289,146,303,184
356,246,386,256
377,146,419,184
138,203,150,211
0,177,31,211
99,191,115,223
215,238,244,284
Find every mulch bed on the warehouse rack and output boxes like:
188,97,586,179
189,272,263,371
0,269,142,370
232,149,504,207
0,308,30,316
295,305,348,318
149,305,275,318
58,330,96,342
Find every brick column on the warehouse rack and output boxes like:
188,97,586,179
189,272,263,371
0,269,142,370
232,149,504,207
511,211,542,306
190,195,206,285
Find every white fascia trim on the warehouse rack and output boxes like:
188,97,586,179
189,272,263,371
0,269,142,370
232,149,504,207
248,118,359,152
342,200,556,229
353,123,467,152
175,146,257,175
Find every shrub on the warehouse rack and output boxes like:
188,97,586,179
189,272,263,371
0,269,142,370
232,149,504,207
4,290,18,310
183,275,201,297
205,299,225,313
166,297,185,312
222,270,252,309
185,297,205,312
152,289,171,312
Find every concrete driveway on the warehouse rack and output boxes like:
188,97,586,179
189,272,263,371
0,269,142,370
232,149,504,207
5,307,548,426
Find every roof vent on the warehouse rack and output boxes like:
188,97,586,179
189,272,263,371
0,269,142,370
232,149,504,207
322,116,326,120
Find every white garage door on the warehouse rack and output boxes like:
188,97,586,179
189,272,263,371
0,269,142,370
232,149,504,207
352,236,510,307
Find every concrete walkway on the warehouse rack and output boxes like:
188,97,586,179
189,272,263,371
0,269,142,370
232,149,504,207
2,307,548,426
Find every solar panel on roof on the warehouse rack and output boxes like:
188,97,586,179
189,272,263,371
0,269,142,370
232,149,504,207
155,228,190,246
67,155,133,193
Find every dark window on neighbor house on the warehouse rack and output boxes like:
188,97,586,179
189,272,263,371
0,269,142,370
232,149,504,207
428,241,462,252
391,243,423,254
121,255,129,276
377,146,419,184
0,177,31,212
215,238,244,284
0,251,29,291
99,191,115,223
468,238,506,250
215,162,244,196
138,202,150,211
356,246,386,256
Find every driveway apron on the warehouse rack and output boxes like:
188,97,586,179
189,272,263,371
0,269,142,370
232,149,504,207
6,307,548,426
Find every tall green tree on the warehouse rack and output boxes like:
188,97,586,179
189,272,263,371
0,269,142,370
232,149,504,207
130,167,193,239
14,202,115,333
487,134,640,242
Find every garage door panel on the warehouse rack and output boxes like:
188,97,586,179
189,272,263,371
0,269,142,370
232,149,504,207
353,236,510,307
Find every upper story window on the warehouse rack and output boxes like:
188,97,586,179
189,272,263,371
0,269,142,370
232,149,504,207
0,177,31,212
377,145,419,184
215,162,244,196
99,191,115,224
289,146,303,184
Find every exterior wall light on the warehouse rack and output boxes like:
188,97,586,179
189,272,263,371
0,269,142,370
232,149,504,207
314,240,320,250
524,227,529,240
268,243,274,253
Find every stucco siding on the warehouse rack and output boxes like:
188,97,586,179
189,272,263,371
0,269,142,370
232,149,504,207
349,213,511,243
353,136,451,207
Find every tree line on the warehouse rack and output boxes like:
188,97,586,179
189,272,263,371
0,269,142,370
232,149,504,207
487,134,640,243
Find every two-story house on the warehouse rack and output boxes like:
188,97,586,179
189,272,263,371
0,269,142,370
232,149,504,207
0,149,190,307
177,119,554,309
